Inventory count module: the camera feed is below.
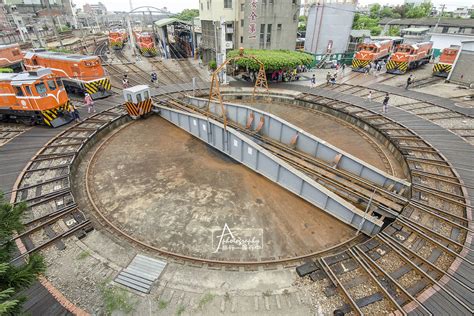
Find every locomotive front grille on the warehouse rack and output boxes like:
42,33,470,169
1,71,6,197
351,59,370,69
84,78,112,95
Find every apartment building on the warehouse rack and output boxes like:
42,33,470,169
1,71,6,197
199,0,300,63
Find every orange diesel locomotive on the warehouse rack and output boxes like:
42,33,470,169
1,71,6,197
0,44,24,72
352,40,393,72
23,50,111,99
109,30,125,50
134,32,157,57
433,47,459,78
0,68,73,127
386,42,433,74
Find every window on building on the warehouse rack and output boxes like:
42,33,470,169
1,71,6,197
224,0,232,9
35,83,47,95
292,0,297,4
442,26,448,33
207,1,210,10
226,33,232,41
201,2,203,10
241,3,244,11
266,24,272,45
293,13,298,22
241,19,244,27
269,0,273,4
15,86,24,97
277,24,282,30
459,27,465,33
259,23,265,48
240,36,243,43
262,0,266,5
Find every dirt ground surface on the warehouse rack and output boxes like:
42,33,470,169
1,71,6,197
237,99,406,179
87,116,356,262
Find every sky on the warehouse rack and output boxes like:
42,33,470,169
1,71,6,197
71,0,472,13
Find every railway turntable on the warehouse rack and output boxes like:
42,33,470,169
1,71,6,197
3,61,472,315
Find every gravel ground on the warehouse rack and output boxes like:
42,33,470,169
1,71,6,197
361,299,394,315
294,277,346,315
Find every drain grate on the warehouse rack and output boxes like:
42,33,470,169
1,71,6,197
114,254,167,293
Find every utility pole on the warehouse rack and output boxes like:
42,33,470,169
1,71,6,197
45,0,64,48
127,14,136,56
434,4,446,31
220,16,227,84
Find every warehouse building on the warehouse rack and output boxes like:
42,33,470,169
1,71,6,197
448,40,474,87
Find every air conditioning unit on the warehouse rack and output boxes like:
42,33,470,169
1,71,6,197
225,41,233,49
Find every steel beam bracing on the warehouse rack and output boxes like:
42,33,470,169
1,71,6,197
186,96,411,195
156,105,384,236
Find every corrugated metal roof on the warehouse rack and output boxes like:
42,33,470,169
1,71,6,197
380,17,474,28
155,18,191,28
350,29,371,37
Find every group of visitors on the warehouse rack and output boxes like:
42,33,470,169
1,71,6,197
270,67,306,83
364,60,385,75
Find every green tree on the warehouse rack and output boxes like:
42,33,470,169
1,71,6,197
352,13,382,36
406,1,432,18
387,25,401,36
0,193,46,315
369,4,381,18
172,9,199,22
380,6,395,18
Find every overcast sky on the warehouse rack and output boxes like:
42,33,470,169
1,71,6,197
71,0,472,13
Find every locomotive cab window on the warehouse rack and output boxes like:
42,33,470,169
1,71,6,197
25,86,32,96
47,80,57,91
136,93,142,103
144,90,149,99
57,79,64,87
15,86,24,97
126,93,132,102
35,82,47,95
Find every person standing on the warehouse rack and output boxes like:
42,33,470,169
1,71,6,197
406,74,413,89
310,74,316,88
84,93,95,113
368,90,372,102
382,93,390,113
69,104,80,122
326,72,331,85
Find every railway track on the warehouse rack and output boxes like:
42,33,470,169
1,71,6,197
9,106,127,264
143,85,471,313
0,124,30,146
8,46,471,314
325,83,474,141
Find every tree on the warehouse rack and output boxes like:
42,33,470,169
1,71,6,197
405,1,432,18
387,25,401,36
352,13,382,36
172,9,199,22
0,193,46,315
369,4,381,19
380,6,395,18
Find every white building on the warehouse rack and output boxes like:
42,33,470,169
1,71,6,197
429,33,474,51
452,7,470,19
